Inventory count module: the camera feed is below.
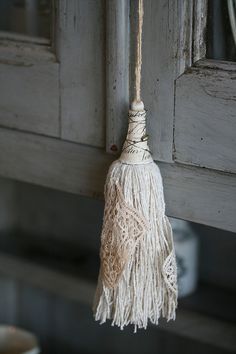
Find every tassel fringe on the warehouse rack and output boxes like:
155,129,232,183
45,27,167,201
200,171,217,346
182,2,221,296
93,160,178,331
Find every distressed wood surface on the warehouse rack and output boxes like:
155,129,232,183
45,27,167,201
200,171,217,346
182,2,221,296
175,0,207,74
105,0,207,162
175,0,193,76
132,0,177,162
0,128,112,198
192,0,207,63
0,127,235,232
105,0,180,161
160,162,236,232
0,0,235,233
106,0,129,154
0,31,50,45
174,64,236,173
0,40,59,136
195,58,236,71
59,0,106,148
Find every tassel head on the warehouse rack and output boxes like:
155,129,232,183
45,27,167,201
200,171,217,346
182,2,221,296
120,101,153,165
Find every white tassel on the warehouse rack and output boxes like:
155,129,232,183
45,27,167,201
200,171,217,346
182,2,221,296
93,106,178,331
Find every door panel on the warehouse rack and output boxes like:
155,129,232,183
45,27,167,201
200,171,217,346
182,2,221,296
0,41,59,136
60,0,106,148
174,63,236,173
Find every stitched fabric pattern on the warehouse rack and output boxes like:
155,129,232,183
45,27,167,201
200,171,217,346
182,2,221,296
100,183,149,289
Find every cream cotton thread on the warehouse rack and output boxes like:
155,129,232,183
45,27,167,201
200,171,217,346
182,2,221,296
93,162,178,331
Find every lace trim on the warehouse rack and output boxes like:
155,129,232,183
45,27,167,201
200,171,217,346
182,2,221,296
162,250,178,295
100,183,149,289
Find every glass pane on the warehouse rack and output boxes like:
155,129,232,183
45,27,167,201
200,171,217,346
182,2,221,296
0,0,51,40
207,0,236,61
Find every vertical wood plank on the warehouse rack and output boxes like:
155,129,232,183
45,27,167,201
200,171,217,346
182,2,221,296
59,0,106,148
106,0,198,162
107,0,178,160
175,0,194,76
138,0,178,161
193,0,207,63
106,0,130,153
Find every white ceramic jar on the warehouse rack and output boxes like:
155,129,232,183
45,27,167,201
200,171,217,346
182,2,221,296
170,218,199,298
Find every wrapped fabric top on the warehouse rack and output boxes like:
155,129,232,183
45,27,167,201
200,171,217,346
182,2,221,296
119,108,153,165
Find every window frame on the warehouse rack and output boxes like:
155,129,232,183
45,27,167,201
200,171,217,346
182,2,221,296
0,0,59,137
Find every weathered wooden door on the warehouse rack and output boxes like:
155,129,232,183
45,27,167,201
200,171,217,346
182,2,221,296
0,0,235,232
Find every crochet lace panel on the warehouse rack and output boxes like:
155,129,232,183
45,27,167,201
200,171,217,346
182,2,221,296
100,183,149,289
162,249,178,295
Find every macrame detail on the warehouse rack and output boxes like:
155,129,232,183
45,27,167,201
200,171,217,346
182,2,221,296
100,183,149,289
162,250,178,295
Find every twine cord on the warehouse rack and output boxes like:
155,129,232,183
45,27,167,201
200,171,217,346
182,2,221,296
135,0,144,103
121,0,151,159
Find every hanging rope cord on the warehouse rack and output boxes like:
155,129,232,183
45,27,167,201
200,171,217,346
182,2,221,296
134,0,144,103
122,0,150,156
